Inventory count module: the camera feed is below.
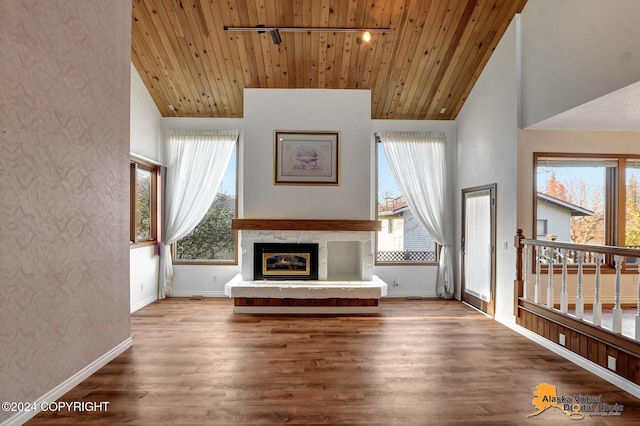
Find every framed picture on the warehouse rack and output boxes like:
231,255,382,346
274,131,340,185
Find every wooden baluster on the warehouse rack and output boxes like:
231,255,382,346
636,265,640,340
523,245,529,301
612,255,623,334
575,251,584,320
547,247,554,309
560,248,568,313
535,245,541,304
593,253,602,326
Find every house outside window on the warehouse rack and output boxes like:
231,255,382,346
535,153,640,266
376,143,436,264
173,145,237,263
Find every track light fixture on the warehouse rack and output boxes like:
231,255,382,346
269,29,282,45
224,26,390,45
356,31,372,45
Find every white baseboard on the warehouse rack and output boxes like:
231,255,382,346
233,306,380,314
130,294,157,313
1,338,133,426
167,291,227,298
495,314,640,399
383,291,439,298
167,291,435,299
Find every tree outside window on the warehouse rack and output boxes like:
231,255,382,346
174,146,237,263
135,168,152,240
130,159,158,245
175,193,235,261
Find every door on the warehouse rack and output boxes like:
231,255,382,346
461,184,496,316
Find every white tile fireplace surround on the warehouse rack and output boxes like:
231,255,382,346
224,220,388,313
240,229,375,281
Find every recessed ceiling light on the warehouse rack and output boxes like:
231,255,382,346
168,105,175,111
440,108,446,114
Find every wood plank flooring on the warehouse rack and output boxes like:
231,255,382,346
27,299,640,425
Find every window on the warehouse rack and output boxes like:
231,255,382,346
536,219,548,237
376,143,436,264
625,159,640,248
174,145,237,263
534,153,640,264
130,158,158,246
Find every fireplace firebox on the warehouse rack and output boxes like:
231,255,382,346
253,243,319,280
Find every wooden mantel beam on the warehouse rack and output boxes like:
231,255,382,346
231,219,381,232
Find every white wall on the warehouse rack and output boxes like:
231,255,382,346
455,17,520,320
130,64,163,312
520,0,640,128
162,91,456,298
243,89,372,220
131,63,162,161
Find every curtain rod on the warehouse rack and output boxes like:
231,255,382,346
130,152,163,167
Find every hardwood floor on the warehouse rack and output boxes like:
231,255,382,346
27,299,640,425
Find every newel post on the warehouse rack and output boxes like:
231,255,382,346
514,229,524,316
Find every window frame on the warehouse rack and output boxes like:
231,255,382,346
533,152,640,270
375,140,438,266
130,158,159,248
172,142,239,266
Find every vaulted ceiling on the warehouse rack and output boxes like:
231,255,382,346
131,0,527,120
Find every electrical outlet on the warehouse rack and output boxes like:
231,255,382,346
608,356,617,371
212,275,218,283
393,279,399,287
559,333,566,346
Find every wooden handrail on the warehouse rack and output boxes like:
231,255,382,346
515,229,640,341
520,238,640,258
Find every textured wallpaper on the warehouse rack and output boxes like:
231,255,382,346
0,1,131,419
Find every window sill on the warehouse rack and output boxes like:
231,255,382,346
130,241,157,249
173,260,238,266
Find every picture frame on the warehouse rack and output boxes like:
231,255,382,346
274,131,340,185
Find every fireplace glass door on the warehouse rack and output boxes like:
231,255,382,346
254,243,319,280
263,253,311,276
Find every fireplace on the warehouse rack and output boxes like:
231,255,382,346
253,243,319,280
241,230,374,281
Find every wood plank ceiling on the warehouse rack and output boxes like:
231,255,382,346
131,0,527,120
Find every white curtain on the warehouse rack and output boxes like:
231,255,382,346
379,131,453,297
464,189,492,302
159,129,238,299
